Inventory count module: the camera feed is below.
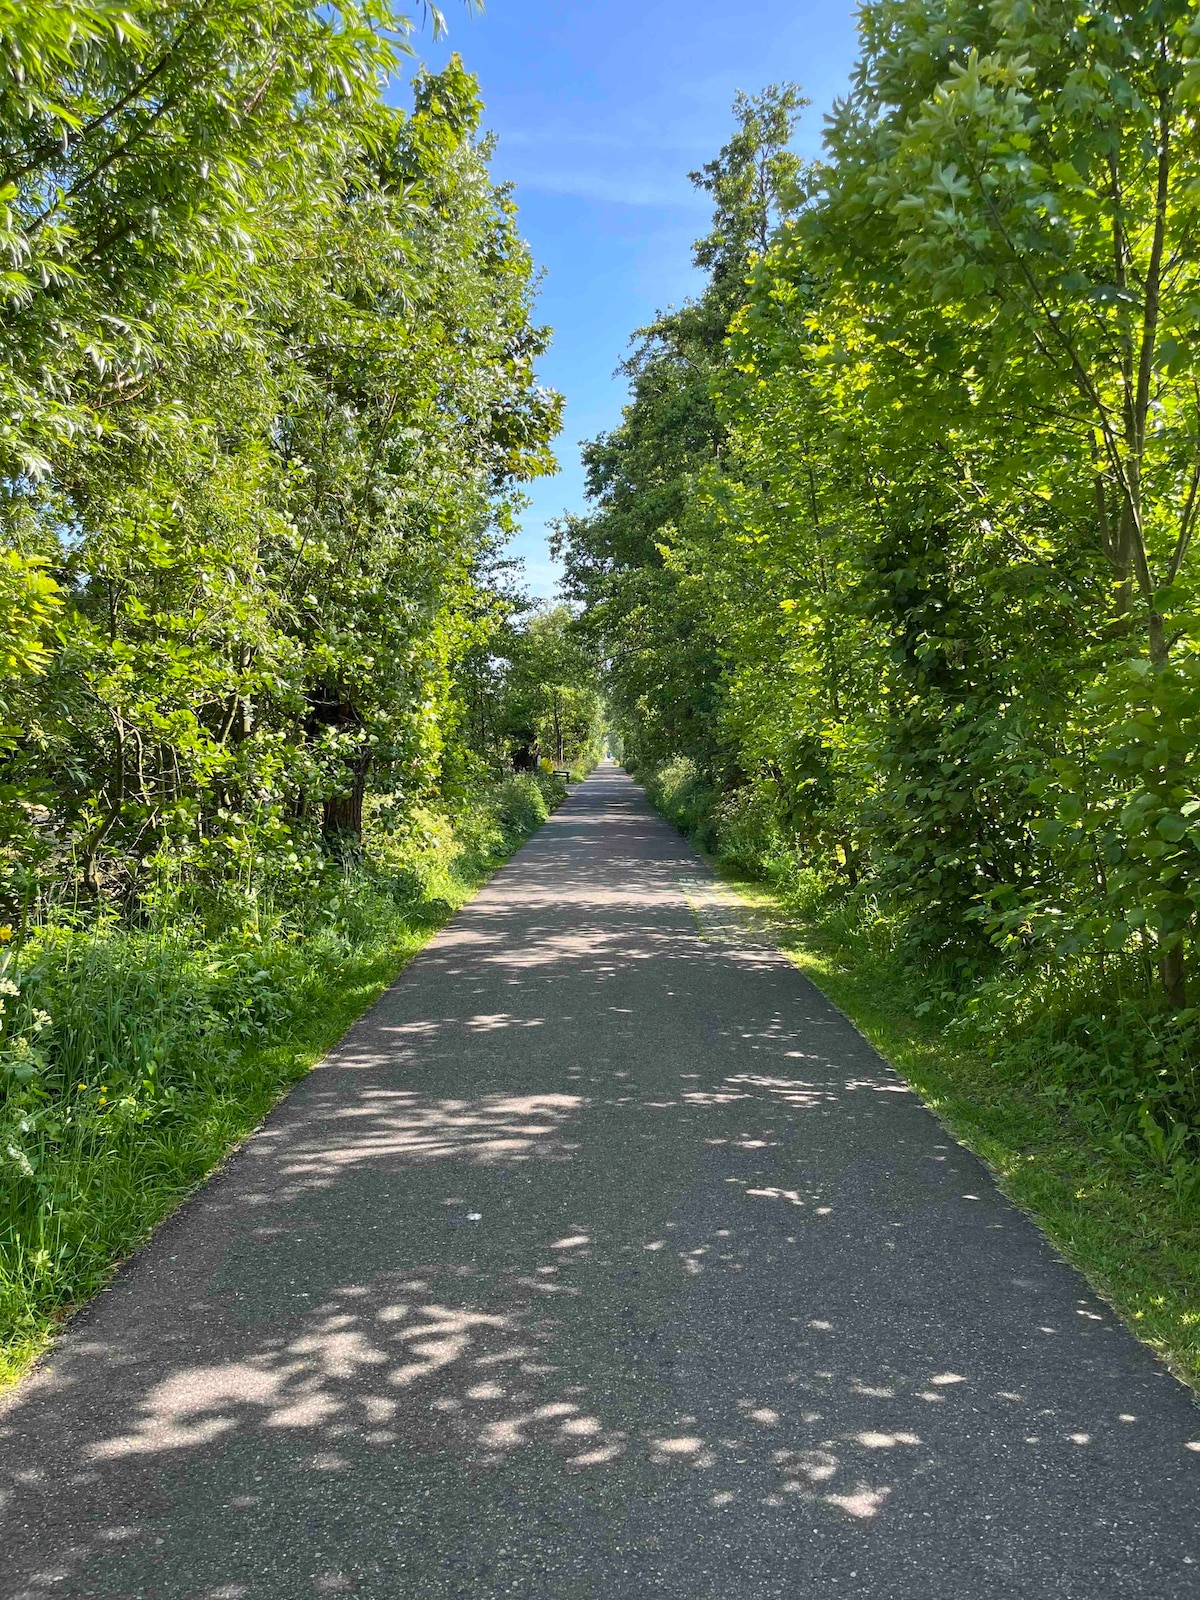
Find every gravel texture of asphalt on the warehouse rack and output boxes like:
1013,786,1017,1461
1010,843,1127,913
2,763,1199,1599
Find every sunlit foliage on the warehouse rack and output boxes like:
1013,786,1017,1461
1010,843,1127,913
1,8,561,917
559,9,1200,1162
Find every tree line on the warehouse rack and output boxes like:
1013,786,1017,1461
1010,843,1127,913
558,1,1200,1114
1,0,601,939
0,3,608,1360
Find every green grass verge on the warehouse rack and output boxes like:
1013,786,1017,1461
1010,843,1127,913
716,871,1200,1391
0,780,562,1393
1,946,412,1391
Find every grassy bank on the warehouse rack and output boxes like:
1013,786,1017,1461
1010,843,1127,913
0,773,565,1389
638,760,1200,1389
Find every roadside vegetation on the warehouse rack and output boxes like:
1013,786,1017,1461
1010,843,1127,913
556,6,1200,1378
0,4,603,1383
647,758,1200,1385
9,0,1200,1391
0,772,566,1386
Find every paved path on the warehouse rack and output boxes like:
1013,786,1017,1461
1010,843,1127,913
2,766,1198,1598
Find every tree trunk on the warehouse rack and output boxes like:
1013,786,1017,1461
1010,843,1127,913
1160,937,1187,1010
1113,498,1134,616
322,763,368,856
306,689,369,857
841,836,859,888
82,715,126,893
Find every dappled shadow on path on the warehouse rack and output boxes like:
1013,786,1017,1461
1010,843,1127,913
2,771,1199,1599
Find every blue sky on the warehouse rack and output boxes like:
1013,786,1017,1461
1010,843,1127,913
409,1,862,596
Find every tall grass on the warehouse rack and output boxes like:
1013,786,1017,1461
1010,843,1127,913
0,773,564,1386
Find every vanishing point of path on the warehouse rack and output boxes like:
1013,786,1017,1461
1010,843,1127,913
2,766,1198,1599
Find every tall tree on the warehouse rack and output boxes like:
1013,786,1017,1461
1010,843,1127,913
555,85,805,775
562,9,1200,1008
0,17,561,911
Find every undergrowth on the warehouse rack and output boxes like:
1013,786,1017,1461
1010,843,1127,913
639,756,1200,1387
0,772,565,1388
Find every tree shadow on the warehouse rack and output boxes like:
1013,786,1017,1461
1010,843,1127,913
2,771,1199,1598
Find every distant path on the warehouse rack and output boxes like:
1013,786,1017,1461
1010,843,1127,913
2,765,1198,1598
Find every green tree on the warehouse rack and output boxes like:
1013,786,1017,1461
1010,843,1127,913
496,605,603,772
555,85,805,776
812,0,1200,999
1,0,407,480
1,18,560,908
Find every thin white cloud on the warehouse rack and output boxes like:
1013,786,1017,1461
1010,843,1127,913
499,120,714,158
519,556,564,599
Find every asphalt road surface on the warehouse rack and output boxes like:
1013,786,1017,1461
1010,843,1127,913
2,764,1199,1599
